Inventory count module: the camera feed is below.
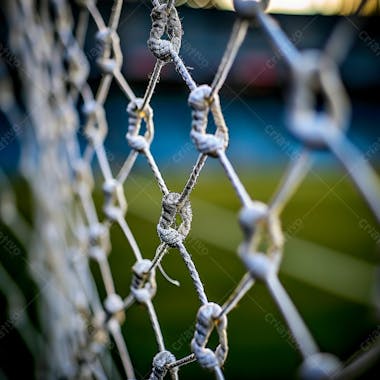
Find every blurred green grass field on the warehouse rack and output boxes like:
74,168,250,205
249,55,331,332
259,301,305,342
1,167,379,379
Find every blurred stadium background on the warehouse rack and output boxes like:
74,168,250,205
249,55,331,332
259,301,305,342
0,0,380,379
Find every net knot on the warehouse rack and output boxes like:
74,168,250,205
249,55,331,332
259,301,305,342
82,99,101,118
147,4,182,62
102,178,127,222
191,302,228,370
190,132,225,156
88,223,110,261
188,85,211,111
241,252,276,282
157,192,192,248
188,85,229,156
130,259,157,303
287,50,350,150
239,201,268,238
239,202,284,259
104,295,126,325
97,57,118,75
82,100,108,145
126,98,154,152
233,0,270,19
104,293,124,315
149,350,178,380
65,43,89,89
96,28,114,46
96,29,123,74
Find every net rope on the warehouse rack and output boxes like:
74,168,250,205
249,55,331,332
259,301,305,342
0,0,379,379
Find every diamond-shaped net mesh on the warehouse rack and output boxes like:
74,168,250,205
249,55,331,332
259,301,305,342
0,0,379,379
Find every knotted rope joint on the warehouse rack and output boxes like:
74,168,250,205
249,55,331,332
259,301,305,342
149,350,178,380
131,259,157,303
126,98,154,152
148,4,182,62
82,100,108,145
88,223,111,261
188,85,229,156
191,302,228,370
104,293,124,315
239,201,268,238
240,252,276,282
233,0,270,19
287,50,350,150
95,28,122,74
157,192,192,248
102,178,127,222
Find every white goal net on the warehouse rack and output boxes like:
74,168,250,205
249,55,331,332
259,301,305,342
0,0,379,379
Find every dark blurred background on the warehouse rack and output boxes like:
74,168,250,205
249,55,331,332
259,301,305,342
0,0,380,379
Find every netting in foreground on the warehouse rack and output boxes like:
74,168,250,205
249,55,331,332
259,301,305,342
0,0,379,379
